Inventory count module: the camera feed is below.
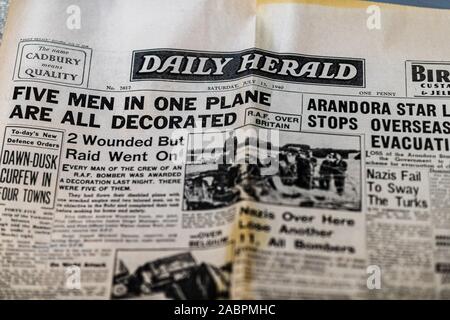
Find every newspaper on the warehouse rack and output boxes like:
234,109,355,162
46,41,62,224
0,0,449,300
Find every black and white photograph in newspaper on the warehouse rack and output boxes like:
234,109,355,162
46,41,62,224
183,128,361,212
111,246,232,300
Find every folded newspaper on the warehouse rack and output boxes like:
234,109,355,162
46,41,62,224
0,0,449,300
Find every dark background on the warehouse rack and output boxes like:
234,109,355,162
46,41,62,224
372,0,450,9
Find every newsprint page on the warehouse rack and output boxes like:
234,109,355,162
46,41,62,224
0,0,450,301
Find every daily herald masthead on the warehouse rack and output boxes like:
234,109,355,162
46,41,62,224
131,49,365,87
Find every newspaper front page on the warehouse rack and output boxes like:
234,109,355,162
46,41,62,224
0,0,449,300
